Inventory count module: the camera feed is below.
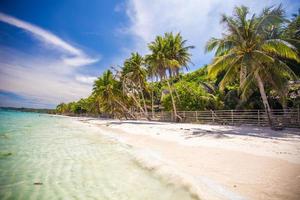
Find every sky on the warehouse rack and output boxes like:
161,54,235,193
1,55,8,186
0,0,299,108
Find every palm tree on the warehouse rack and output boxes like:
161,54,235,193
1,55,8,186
146,67,157,118
206,6,299,127
56,103,67,114
93,70,136,119
121,53,150,119
146,32,194,121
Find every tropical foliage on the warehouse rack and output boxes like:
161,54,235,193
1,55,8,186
56,5,300,127
205,5,299,126
145,32,194,121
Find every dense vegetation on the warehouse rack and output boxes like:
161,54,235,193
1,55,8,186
56,5,300,126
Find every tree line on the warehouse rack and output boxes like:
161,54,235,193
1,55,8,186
56,5,300,127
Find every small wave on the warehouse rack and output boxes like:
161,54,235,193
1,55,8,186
131,149,206,200
0,181,26,189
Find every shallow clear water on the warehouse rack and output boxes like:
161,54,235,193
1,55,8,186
0,110,196,200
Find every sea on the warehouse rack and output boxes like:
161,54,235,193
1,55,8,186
0,109,197,200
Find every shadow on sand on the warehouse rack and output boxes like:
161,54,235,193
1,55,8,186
184,126,300,141
107,121,166,126
78,117,299,141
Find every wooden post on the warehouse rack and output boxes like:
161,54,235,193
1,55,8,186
297,105,300,124
195,111,198,122
258,110,260,126
231,110,233,125
211,110,215,124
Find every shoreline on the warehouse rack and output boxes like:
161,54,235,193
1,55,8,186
76,117,300,200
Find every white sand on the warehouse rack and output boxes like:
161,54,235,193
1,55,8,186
78,118,300,200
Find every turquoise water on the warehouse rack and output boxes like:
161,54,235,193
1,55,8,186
0,110,196,200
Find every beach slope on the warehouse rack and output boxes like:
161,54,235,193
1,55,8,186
81,119,300,200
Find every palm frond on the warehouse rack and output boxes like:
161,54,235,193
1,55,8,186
261,39,300,61
219,64,238,90
208,53,240,78
240,72,256,100
255,5,285,34
252,50,275,63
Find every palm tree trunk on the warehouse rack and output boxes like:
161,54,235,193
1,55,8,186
131,94,148,119
97,101,101,114
280,96,288,126
114,99,136,119
254,72,273,127
240,65,247,87
268,76,288,117
151,86,154,118
139,87,149,119
174,87,181,101
281,97,288,114
166,80,181,122
131,94,145,113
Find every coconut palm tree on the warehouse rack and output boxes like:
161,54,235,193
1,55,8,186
146,32,194,121
146,67,157,118
121,53,150,119
206,5,299,127
93,70,136,119
56,103,67,114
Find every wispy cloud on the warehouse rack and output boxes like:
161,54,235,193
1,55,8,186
0,46,91,104
0,90,55,108
0,47,93,106
123,0,300,67
75,75,98,84
0,12,99,67
0,13,100,108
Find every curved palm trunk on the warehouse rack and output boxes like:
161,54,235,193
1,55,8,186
174,87,181,101
140,93,151,120
139,86,150,120
166,80,181,122
131,93,150,120
114,99,136,119
254,72,273,127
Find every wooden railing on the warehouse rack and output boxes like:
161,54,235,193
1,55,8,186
149,109,300,128
64,108,300,128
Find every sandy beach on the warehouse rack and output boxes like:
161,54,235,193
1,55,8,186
79,118,300,200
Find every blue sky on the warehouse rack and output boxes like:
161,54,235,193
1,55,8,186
0,0,299,108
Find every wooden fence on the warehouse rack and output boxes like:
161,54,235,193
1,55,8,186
67,108,300,128
148,109,300,128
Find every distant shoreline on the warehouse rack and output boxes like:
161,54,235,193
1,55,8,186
0,107,55,114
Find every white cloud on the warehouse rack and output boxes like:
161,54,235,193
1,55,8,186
75,75,97,84
0,47,93,106
0,12,99,67
123,0,299,66
62,55,100,67
0,13,101,108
